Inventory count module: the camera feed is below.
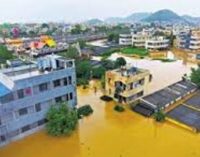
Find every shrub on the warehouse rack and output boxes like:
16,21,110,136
190,67,200,87
77,105,93,119
77,78,89,86
46,103,78,136
114,105,125,112
153,110,166,122
100,95,113,102
92,66,106,79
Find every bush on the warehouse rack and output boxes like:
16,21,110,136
77,78,89,86
77,105,93,119
115,57,126,68
92,66,106,79
46,103,78,136
190,67,200,87
100,95,113,102
153,110,166,122
114,105,125,112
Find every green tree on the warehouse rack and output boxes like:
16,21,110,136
190,67,200,87
71,24,82,34
101,59,116,70
78,39,87,49
65,46,80,59
76,60,92,80
153,110,165,122
46,103,78,136
115,57,126,68
92,66,106,79
107,33,119,43
0,45,14,63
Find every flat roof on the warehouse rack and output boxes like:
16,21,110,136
141,80,197,109
185,92,200,110
167,105,200,131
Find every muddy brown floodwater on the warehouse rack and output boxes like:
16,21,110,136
1,80,200,157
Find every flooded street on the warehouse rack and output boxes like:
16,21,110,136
0,55,199,157
1,81,200,157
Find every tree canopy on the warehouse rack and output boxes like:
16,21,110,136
115,57,127,67
190,67,200,87
46,103,78,136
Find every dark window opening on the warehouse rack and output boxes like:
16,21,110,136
21,125,30,133
35,103,41,112
17,89,24,99
39,83,48,92
63,78,68,86
53,79,61,87
19,108,28,116
68,76,72,85
69,93,73,100
0,135,6,142
55,96,62,103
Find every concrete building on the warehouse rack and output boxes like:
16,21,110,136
119,34,132,46
0,55,77,146
145,37,169,50
176,30,200,51
119,33,169,50
105,66,151,104
132,33,149,48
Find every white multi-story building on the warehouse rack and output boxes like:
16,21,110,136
119,32,169,50
145,37,169,50
176,30,200,51
132,32,149,47
119,34,132,46
0,55,77,146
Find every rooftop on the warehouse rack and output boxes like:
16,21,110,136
0,55,74,82
141,80,197,109
111,66,149,78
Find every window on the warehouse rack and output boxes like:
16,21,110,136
63,78,68,86
38,119,47,126
39,83,48,92
55,96,62,103
53,79,61,87
65,94,69,101
69,92,73,100
18,108,28,116
0,135,6,142
21,125,30,133
68,76,72,85
17,89,24,99
35,103,41,112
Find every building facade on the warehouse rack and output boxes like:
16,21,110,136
105,66,151,104
119,33,169,50
176,30,200,51
145,37,169,50
132,33,149,48
119,34,132,46
0,55,77,146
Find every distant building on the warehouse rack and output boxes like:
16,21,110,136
119,33,169,50
176,30,200,51
145,37,169,50
105,66,152,104
119,34,132,46
0,55,77,146
132,33,149,48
